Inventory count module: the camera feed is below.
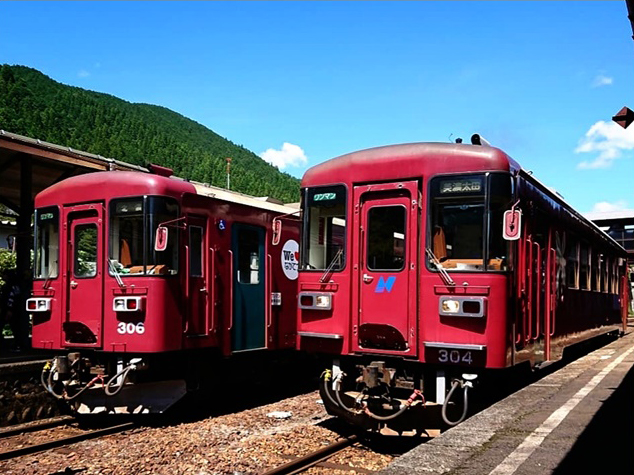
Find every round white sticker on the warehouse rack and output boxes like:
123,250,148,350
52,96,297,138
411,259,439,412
281,239,299,280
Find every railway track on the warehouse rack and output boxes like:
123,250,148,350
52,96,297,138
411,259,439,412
261,434,360,475
0,420,136,461
0,415,75,439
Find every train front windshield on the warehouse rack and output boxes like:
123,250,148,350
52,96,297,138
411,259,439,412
34,207,60,280
109,197,179,276
429,173,512,272
301,185,346,271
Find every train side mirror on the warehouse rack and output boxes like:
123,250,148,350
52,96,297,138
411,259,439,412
503,209,522,241
155,226,169,251
272,219,282,246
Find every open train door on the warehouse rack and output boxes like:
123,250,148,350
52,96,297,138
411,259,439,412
516,223,557,365
352,181,419,356
231,224,267,352
63,203,104,348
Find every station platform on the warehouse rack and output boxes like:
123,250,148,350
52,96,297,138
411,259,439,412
380,321,634,474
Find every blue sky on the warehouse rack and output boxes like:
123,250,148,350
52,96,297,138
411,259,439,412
1,1,633,214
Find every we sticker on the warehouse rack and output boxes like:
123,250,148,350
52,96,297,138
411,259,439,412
281,240,299,280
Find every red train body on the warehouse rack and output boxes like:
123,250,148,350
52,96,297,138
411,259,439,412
29,168,300,413
296,140,629,431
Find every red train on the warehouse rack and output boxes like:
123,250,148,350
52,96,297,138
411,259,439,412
296,137,630,432
28,166,300,414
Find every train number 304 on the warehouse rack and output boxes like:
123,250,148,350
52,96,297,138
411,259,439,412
117,322,146,335
438,349,473,365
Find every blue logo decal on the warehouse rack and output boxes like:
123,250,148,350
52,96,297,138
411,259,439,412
375,276,396,293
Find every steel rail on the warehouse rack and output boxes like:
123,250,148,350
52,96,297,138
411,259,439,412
0,422,136,461
260,434,359,475
0,415,75,439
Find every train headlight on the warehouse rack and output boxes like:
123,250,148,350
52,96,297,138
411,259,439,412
298,292,333,310
441,299,460,314
26,298,51,312
315,295,331,308
113,296,144,312
439,296,486,317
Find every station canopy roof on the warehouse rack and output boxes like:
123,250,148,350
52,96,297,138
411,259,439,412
0,130,145,212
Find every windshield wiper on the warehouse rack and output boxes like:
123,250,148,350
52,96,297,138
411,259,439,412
108,258,126,289
320,248,343,283
425,248,455,287
42,264,57,290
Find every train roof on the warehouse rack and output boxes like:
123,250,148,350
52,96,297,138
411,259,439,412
301,142,521,187
301,141,626,255
36,170,298,215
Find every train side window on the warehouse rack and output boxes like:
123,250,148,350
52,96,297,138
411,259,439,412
189,226,203,277
565,239,579,289
612,262,619,294
591,251,600,292
579,244,590,290
601,255,608,293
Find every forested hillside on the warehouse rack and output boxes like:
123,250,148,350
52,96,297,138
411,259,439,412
0,65,300,202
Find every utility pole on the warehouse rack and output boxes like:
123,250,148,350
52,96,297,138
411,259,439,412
226,157,232,190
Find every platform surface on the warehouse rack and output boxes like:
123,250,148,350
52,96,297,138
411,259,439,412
380,321,634,474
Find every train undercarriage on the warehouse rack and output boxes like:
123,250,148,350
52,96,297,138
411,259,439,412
319,357,484,435
40,348,315,415
40,351,192,414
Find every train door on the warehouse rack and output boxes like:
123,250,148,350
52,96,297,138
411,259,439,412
231,224,266,351
517,217,556,364
352,181,419,355
63,204,104,348
185,216,208,336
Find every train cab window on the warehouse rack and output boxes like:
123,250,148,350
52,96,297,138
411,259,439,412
429,173,511,272
74,224,98,278
147,198,179,275
487,174,513,270
109,197,179,276
34,207,59,280
302,185,346,271
367,206,406,271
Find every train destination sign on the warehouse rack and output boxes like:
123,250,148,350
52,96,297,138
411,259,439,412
439,179,482,194
313,192,337,201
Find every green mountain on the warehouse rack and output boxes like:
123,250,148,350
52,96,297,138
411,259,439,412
0,65,300,202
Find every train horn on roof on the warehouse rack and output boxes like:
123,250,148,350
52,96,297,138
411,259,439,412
470,134,491,147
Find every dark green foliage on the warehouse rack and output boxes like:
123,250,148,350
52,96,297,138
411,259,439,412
0,65,300,202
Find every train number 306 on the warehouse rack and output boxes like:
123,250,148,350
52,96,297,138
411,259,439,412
117,322,146,335
438,349,473,365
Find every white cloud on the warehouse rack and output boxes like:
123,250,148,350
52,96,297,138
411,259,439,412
78,69,90,78
592,74,613,88
590,200,631,213
575,120,634,169
259,142,308,170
